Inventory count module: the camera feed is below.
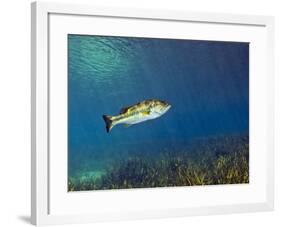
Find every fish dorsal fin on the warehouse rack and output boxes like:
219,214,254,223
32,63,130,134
120,105,133,114
119,107,128,114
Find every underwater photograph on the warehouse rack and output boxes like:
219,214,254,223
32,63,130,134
68,34,249,191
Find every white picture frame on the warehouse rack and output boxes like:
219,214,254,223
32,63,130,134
31,1,274,225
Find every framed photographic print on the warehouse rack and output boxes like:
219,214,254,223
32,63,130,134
31,1,274,225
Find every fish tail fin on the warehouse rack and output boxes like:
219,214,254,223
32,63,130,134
102,115,114,133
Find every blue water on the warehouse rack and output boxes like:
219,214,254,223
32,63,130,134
68,35,249,181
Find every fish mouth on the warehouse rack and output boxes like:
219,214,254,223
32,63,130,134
166,104,171,111
162,104,171,113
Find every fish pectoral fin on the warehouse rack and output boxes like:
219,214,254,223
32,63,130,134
124,124,132,128
142,110,151,116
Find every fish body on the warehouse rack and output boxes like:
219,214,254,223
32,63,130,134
102,99,171,133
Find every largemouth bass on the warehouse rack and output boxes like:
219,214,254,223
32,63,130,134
102,99,171,133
